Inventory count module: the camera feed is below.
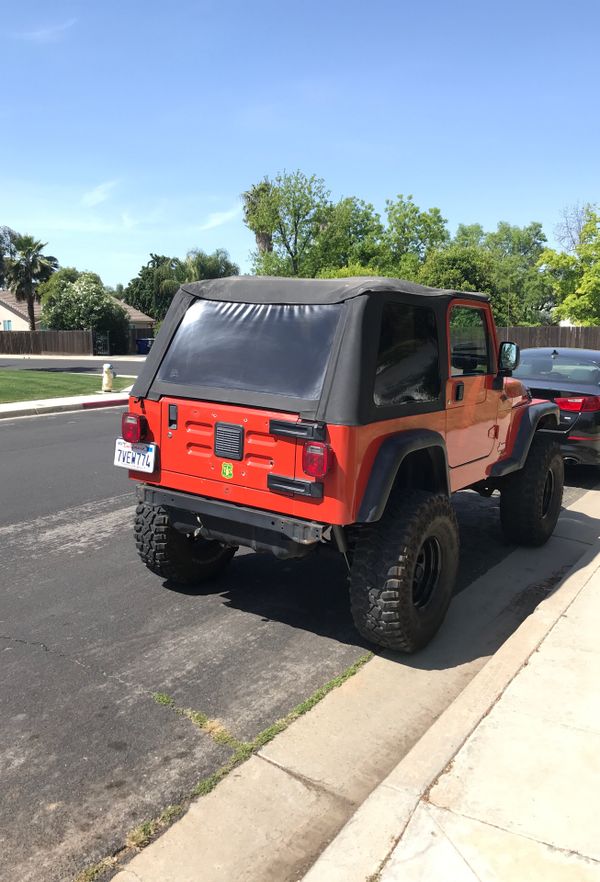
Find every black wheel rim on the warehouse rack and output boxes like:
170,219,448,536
541,469,555,518
412,536,442,608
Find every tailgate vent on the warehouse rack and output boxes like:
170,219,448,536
214,423,244,460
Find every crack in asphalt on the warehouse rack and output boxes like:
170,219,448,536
0,631,148,694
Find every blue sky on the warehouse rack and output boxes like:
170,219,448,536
2,0,599,286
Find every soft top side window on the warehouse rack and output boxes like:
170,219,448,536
449,305,492,376
374,302,440,407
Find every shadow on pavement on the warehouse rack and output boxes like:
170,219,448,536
161,463,598,668
163,497,599,674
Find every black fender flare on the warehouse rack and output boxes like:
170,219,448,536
490,401,561,478
357,429,450,523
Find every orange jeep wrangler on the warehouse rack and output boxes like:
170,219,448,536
116,277,564,652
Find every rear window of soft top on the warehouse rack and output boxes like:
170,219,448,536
157,299,342,400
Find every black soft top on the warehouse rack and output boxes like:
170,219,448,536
134,275,490,424
181,275,489,305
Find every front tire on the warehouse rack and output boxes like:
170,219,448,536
349,491,459,653
134,503,235,584
500,435,564,546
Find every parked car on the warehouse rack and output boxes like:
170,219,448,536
513,347,600,466
116,277,564,653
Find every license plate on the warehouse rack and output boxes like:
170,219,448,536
114,438,157,473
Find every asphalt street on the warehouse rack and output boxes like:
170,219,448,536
0,407,598,882
0,356,144,375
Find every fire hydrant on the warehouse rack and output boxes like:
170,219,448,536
102,363,115,392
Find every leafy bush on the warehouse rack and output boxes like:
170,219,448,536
42,273,130,353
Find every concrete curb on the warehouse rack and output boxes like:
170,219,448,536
0,395,129,420
302,535,600,882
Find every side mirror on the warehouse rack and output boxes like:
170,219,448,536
498,341,520,373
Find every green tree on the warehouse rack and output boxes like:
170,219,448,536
484,221,546,262
540,208,600,324
4,234,58,330
420,244,497,295
384,194,449,265
243,170,331,276
483,222,550,325
0,226,18,288
453,223,485,248
306,197,384,276
124,255,180,320
38,266,82,302
124,248,239,321
184,247,239,282
106,282,125,300
149,249,240,305
316,263,382,279
242,180,275,254
554,202,592,254
42,272,130,352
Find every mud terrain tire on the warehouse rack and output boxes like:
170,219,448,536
349,491,459,652
500,435,564,546
134,503,235,584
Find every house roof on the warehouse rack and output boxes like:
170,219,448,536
109,297,155,325
0,289,42,324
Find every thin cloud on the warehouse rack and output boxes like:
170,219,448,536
82,180,118,207
16,18,77,43
198,205,241,232
121,211,138,230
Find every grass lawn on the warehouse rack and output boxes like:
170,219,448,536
0,370,132,404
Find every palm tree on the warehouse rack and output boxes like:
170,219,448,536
4,235,58,330
242,180,275,253
151,250,240,315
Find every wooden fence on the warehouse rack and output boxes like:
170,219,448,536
0,330,93,355
128,327,155,354
0,324,597,357
500,326,600,350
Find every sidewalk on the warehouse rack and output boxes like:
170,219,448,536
304,537,600,882
0,391,130,419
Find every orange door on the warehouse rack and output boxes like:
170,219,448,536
445,303,500,468
159,398,298,491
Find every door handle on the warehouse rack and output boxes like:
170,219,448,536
455,383,465,402
168,404,178,429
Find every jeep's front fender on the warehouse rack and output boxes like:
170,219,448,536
356,429,450,523
490,401,561,478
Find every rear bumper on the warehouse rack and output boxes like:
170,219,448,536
561,437,600,466
136,484,327,559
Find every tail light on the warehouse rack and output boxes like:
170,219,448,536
302,441,333,478
556,396,600,413
122,412,147,443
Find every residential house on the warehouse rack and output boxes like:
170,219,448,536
0,289,42,331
